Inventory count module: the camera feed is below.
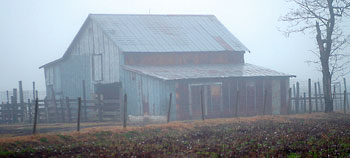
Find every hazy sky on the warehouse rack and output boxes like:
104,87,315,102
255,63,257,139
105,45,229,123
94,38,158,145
0,0,346,91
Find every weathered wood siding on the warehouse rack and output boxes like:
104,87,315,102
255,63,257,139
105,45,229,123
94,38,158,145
122,70,177,120
44,18,122,99
174,77,289,120
123,51,244,66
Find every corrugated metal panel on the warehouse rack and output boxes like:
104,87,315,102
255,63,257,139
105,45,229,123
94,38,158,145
89,14,249,53
123,63,295,80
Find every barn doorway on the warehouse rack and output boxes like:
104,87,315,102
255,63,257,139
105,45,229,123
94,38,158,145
94,82,122,121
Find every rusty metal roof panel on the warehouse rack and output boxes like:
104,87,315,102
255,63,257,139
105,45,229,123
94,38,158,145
89,14,249,53
123,64,295,80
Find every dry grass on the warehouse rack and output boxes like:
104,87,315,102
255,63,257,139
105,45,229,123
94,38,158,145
0,112,335,145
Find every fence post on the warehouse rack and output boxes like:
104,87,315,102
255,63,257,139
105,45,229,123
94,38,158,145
344,90,347,114
66,97,72,123
200,89,205,121
51,87,59,123
33,98,39,134
308,79,312,114
344,78,349,110
235,90,240,117
333,85,336,110
288,88,292,115
303,92,307,113
98,95,103,122
77,97,81,132
32,82,36,101
28,99,32,124
263,89,268,115
296,82,300,113
167,93,172,123
314,82,319,112
60,98,65,123
123,94,127,128
317,81,323,111
19,82,24,122
82,80,87,122
13,89,18,123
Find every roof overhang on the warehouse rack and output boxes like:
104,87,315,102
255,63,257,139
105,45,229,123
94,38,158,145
123,63,296,81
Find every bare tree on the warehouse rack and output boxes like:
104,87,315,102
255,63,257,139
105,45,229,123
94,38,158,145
281,0,350,112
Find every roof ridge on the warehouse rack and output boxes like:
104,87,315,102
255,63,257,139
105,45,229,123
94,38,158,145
89,13,215,17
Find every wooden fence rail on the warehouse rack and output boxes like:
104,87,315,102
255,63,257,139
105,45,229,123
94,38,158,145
0,97,121,124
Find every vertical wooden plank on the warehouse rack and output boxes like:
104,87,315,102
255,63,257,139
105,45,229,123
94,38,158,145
6,90,9,104
200,89,204,121
51,87,59,122
333,85,336,110
263,89,267,115
82,80,88,122
123,94,127,128
288,88,292,115
98,95,103,122
60,98,65,123
66,97,72,123
77,97,81,132
33,98,39,135
303,92,307,113
13,89,18,123
317,81,323,111
308,79,312,114
33,82,36,101
314,82,319,112
344,90,347,114
19,81,24,104
28,99,32,124
167,93,172,123
235,90,239,117
296,82,300,113
344,78,349,110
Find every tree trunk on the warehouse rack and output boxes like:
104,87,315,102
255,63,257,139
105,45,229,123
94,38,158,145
322,65,333,112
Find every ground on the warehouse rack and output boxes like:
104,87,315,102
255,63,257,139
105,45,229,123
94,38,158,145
0,113,350,157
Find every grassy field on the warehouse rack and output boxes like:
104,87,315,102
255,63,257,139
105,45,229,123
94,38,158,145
0,113,349,157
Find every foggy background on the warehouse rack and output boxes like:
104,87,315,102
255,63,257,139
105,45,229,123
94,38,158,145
0,0,349,91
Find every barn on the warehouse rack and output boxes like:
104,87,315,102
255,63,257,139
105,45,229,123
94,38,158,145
40,14,294,121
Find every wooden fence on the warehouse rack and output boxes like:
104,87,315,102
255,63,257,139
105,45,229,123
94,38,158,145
0,96,121,124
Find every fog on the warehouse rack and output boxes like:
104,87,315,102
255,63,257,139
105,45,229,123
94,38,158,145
0,0,348,91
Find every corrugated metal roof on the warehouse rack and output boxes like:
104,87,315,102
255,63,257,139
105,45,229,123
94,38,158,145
90,14,249,53
123,63,295,80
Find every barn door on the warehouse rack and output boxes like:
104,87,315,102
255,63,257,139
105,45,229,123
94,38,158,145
94,82,122,121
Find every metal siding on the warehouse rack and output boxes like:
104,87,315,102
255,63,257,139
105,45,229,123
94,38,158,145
123,63,294,80
89,14,249,53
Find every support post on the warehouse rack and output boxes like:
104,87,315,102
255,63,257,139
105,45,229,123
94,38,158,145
303,92,306,113
51,87,59,122
32,82,36,101
344,78,349,110
200,89,205,121
263,89,268,115
288,88,292,115
32,98,39,134
167,93,172,123
77,97,81,132
235,90,240,117
308,79,312,114
82,80,87,122
123,94,127,128
6,90,9,104
296,82,300,113
60,98,65,123
19,81,24,104
314,82,319,112
66,97,72,123
344,90,347,114
28,99,32,124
